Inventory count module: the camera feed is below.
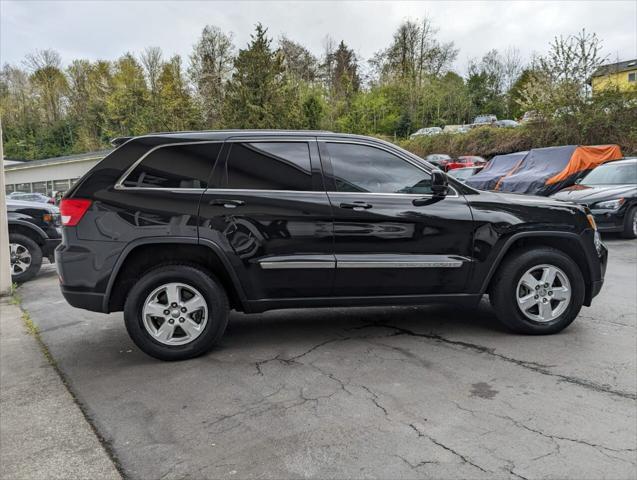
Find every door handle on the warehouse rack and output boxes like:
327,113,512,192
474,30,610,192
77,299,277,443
209,199,246,208
340,201,372,211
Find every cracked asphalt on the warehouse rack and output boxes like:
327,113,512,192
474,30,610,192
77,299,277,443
19,237,636,480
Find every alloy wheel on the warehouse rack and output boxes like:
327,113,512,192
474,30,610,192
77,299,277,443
9,243,32,275
142,282,208,346
516,264,571,323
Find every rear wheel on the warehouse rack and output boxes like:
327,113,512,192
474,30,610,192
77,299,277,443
620,206,637,239
9,233,43,283
489,247,584,334
124,265,229,361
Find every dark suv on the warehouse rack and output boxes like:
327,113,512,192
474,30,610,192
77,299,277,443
56,131,608,360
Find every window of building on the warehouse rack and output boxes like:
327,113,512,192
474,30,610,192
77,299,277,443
123,142,221,189
53,179,70,192
6,185,15,194
326,143,433,194
15,183,31,193
32,181,47,194
628,72,636,82
225,142,312,191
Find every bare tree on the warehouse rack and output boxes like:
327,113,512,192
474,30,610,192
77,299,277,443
189,25,235,127
372,18,458,85
278,35,318,83
539,29,607,84
141,47,163,95
502,47,523,93
319,35,337,89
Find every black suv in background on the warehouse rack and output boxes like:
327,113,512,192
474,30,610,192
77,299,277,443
56,131,607,360
8,199,61,282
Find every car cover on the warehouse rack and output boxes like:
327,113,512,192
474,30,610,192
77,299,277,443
467,145,623,196
465,151,528,191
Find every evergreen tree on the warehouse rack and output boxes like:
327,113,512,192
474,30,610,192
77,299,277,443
223,23,300,128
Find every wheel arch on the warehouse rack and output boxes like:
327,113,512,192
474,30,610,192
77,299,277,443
105,237,247,313
8,220,47,246
480,231,595,305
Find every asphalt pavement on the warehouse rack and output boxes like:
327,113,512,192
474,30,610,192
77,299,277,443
17,236,637,479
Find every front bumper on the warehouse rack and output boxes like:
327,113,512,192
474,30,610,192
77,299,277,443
583,233,608,305
42,238,61,260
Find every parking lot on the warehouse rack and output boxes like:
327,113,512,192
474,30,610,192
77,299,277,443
18,236,636,480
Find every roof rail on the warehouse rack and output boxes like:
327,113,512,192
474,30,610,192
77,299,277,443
110,136,132,147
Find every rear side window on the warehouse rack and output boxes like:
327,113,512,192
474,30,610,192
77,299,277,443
122,143,221,188
225,142,312,191
326,143,432,194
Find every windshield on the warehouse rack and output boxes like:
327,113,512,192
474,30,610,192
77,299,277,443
581,162,637,185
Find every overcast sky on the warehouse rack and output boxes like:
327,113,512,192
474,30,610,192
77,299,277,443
1,1,636,75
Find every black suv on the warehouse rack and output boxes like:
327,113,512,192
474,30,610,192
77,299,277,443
56,131,608,360
8,199,61,282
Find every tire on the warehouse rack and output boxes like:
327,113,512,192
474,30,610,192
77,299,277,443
124,265,229,361
9,233,43,283
620,206,637,239
489,247,585,334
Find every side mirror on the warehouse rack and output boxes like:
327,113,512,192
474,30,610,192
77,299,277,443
431,170,449,197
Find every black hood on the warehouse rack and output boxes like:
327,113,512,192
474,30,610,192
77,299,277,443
551,184,637,205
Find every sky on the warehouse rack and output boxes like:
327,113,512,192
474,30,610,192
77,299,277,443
1,0,636,75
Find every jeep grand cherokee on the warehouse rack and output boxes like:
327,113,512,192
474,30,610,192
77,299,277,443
56,131,607,360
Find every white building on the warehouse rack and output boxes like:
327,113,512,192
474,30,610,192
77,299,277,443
4,150,111,196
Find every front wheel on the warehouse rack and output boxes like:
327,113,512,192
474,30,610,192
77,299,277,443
124,265,229,361
620,206,637,239
9,233,43,283
489,247,585,334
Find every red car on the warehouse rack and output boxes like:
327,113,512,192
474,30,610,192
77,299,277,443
445,155,487,171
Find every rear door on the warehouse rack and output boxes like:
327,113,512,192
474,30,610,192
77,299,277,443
198,137,334,301
320,139,474,297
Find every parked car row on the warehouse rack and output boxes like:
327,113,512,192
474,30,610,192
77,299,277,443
409,114,520,139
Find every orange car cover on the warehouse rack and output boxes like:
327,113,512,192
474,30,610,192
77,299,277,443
547,145,623,185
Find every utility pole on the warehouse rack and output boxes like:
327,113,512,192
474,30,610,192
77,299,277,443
0,118,11,296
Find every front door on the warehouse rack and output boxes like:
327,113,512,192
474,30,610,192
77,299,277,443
198,137,334,301
320,140,474,297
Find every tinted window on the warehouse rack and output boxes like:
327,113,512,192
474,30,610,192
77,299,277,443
327,143,432,194
123,143,220,188
226,142,312,191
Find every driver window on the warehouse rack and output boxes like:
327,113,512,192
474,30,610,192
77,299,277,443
326,143,432,194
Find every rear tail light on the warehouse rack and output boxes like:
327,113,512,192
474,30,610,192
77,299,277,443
59,198,92,226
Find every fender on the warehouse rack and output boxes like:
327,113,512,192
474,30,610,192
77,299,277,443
102,236,249,312
8,218,48,241
478,230,595,294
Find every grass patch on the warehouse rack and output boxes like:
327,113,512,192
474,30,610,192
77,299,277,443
21,310,39,336
10,283,21,306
